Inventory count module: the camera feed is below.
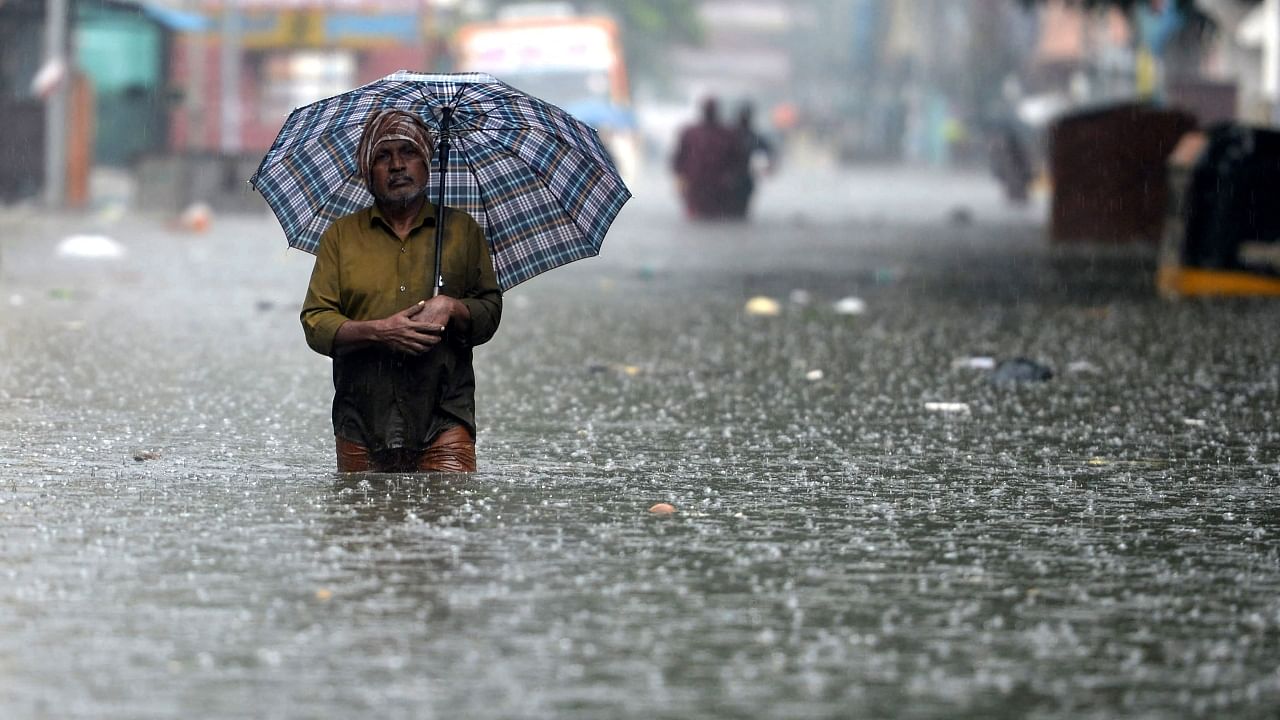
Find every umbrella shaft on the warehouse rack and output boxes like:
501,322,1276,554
432,107,453,297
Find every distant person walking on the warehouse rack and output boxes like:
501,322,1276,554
988,121,1031,205
727,102,775,219
671,97,743,220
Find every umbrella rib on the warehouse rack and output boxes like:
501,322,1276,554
417,81,508,136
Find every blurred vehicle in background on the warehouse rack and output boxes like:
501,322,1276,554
453,3,640,184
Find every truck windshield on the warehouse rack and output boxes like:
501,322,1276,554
498,69,612,109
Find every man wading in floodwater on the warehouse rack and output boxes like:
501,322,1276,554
300,109,502,473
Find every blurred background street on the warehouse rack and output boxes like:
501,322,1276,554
3,0,1280,718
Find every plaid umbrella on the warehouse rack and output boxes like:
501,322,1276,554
249,71,632,290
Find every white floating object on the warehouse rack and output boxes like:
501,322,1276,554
951,356,996,370
1182,418,1207,428
179,202,213,232
805,369,824,381
745,296,781,316
789,289,812,306
57,234,124,259
8,294,24,307
1067,360,1101,374
925,402,970,414
833,296,866,315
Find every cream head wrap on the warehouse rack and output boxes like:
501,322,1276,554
356,109,436,189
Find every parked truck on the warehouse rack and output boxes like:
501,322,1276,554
453,9,640,183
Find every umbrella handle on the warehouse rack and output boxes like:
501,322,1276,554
431,107,453,298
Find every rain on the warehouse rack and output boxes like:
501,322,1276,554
2,0,1280,718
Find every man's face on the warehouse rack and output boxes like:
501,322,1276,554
369,139,429,205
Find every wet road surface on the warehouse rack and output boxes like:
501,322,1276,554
1,166,1278,719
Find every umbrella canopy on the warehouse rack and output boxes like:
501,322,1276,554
249,71,632,290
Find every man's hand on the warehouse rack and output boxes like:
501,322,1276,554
376,302,446,354
410,295,468,335
333,302,445,356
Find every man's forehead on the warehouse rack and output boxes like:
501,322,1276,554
375,138,420,150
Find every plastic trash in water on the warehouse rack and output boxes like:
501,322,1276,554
833,297,866,315
1067,360,1101,374
991,357,1053,384
925,402,970,414
805,369,824,381
745,296,782,316
179,203,213,233
56,234,124,259
587,363,642,377
951,356,996,370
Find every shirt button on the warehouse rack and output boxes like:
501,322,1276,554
400,247,406,253
399,285,406,292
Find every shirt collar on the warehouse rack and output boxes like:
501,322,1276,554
368,199,438,236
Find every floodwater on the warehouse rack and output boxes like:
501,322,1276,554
1,166,1278,719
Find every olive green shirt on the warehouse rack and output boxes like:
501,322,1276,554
300,200,502,452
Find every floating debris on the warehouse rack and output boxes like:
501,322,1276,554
745,296,782,316
179,202,213,233
587,363,642,377
132,451,161,462
648,503,676,515
57,234,124,259
924,402,970,414
789,289,812,306
951,356,996,370
1067,360,1101,374
991,357,1053,384
805,369,824,381
833,297,866,315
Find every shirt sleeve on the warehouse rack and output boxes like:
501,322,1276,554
300,226,349,357
459,218,502,348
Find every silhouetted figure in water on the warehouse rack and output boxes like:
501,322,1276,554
727,102,775,219
672,97,743,220
989,122,1031,205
